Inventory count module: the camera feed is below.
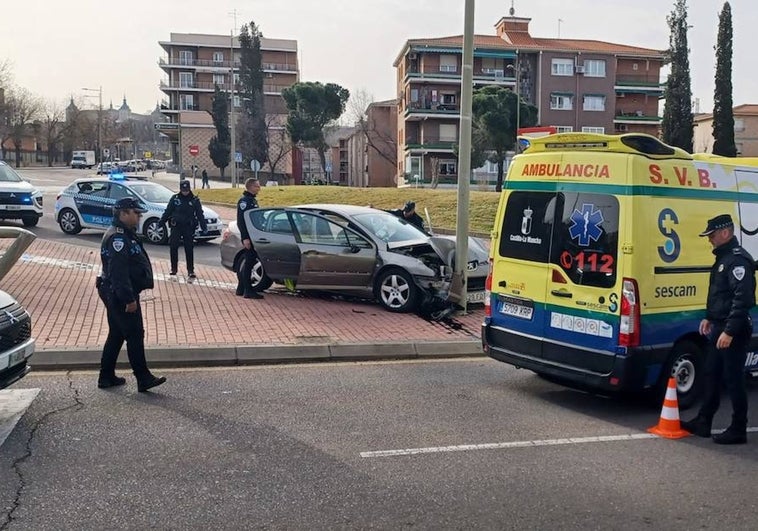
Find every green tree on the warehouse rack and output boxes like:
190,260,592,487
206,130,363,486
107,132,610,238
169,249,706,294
237,21,268,167
282,82,350,181
712,2,736,157
208,85,230,178
470,85,538,192
661,0,693,153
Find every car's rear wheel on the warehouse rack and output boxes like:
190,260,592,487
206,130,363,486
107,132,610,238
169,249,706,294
375,268,418,313
58,208,82,234
22,215,38,227
236,252,273,292
143,218,168,245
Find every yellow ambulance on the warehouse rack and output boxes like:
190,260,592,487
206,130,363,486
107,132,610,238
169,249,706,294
481,133,758,407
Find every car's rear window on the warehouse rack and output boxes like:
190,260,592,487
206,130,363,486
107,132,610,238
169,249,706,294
499,191,619,288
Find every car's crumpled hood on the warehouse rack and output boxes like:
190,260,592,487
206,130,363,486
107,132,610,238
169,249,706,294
427,236,489,267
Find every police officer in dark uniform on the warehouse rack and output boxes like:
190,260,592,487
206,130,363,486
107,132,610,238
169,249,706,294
682,214,755,444
236,177,263,299
386,201,426,232
160,180,207,279
96,197,166,392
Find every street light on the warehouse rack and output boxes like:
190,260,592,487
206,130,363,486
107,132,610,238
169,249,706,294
506,58,520,144
82,87,103,163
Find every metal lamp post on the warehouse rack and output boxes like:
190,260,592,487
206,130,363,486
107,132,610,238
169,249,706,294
506,57,521,143
82,87,102,163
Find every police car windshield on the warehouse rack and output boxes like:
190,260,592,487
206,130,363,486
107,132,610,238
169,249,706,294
0,164,24,183
127,183,175,203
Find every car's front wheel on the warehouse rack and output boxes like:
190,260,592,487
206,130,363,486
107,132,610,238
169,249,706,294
236,252,273,292
375,268,418,313
143,218,168,245
22,215,39,227
58,208,82,234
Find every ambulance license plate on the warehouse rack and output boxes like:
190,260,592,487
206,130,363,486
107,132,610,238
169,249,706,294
499,296,533,320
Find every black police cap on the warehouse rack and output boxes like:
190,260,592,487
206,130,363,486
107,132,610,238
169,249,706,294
113,197,147,213
180,180,191,191
403,201,416,213
699,214,734,236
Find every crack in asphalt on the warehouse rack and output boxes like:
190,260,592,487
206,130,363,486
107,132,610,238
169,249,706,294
1,372,84,531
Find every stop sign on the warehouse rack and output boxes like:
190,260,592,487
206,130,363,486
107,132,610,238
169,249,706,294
188,145,199,156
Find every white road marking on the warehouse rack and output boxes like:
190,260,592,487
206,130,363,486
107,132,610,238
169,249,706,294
360,427,758,458
0,388,41,448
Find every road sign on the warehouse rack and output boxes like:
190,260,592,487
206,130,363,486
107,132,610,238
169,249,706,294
155,123,179,130
103,148,110,157
250,159,261,171
144,151,153,159
235,152,242,163
189,145,199,156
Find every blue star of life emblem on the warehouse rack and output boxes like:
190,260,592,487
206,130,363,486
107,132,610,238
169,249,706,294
569,203,604,247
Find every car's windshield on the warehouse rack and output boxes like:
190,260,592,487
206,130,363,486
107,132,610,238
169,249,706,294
0,164,24,183
127,182,175,203
353,211,427,243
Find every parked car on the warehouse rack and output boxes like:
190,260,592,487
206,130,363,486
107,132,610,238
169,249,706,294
220,204,489,312
54,176,223,244
0,161,44,227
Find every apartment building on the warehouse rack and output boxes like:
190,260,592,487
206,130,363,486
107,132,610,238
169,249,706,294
157,33,299,181
693,104,758,156
345,100,398,187
393,12,665,187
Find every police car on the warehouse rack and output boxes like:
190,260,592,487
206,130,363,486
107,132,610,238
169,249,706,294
54,175,223,244
0,161,44,227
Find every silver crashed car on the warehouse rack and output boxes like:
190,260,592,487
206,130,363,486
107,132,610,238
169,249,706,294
220,204,489,313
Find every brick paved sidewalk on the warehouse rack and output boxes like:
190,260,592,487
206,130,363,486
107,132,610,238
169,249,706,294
2,238,484,353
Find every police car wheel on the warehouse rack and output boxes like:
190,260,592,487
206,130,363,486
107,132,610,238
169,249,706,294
376,268,418,313
663,340,703,410
22,215,38,227
58,208,82,234
143,218,168,245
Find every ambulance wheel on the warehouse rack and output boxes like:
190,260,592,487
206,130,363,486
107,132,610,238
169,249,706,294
661,340,704,410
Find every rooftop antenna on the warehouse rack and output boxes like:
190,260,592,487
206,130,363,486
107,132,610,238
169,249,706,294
509,0,515,16
558,18,564,38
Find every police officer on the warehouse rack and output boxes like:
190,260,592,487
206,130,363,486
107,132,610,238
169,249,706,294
236,177,263,299
386,201,426,232
96,197,166,392
682,214,755,444
160,180,207,279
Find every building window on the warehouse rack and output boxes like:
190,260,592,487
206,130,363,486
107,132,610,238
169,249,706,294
555,126,574,133
440,160,457,175
439,124,457,142
233,95,241,107
734,118,745,132
179,50,193,66
582,126,605,134
213,51,224,64
550,93,573,110
440,93,457,105
583,95,606,111
213,74,225,86
583,60,606,77
551,58,574,76
179,72,194,88
179,94,194,111
439,54,457,73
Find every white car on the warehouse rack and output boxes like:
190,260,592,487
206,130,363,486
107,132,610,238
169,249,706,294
0,161,44,227
54,176,223,244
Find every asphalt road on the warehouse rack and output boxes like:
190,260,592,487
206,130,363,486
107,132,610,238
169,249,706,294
12,166,232,268
2,360,757,530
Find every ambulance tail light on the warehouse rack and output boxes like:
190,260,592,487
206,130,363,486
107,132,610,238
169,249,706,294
484,260,493,318
619,278,640,347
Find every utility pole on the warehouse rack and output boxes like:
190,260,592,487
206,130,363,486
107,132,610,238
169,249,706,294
454,0,474,314
230,28,237,187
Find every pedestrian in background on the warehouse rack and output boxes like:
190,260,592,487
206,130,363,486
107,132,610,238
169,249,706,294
96,197,166,392
201,168,209,189
160,180,207,279
682,214,755,444
386,201,426,232
236,177,263,299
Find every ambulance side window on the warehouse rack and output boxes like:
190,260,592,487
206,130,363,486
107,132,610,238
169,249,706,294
498,192,555,262
551,192,619,288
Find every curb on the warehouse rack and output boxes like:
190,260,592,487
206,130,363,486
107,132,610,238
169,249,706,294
32,340,484,370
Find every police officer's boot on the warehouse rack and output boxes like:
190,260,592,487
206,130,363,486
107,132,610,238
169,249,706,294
235,284,244,296
137,374,167,393
712,425,747,445
244,290,264,299
97,374,126,389
681,415,712,438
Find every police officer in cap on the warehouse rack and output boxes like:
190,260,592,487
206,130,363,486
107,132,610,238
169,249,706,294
236,177,263,299
386,201,426,232
160,180,207,279
682,214,755,444
97,197,166,392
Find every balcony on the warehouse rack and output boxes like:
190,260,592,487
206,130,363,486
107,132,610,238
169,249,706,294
262,62,298,73
615,74,664,95
159,57,238,69
160,80,235,91
405,135,457,152
614,109,662,124
406,65,515,85
405,101,460,120
263,84,291,94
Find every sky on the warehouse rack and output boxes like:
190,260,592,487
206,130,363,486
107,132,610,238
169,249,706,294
3,0,756,115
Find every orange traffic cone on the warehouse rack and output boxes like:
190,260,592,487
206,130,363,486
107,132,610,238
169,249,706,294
647,377,691,439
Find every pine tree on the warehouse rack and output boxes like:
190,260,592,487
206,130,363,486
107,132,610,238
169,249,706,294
661,0,693,153
712,2,736,157
208,86,230,177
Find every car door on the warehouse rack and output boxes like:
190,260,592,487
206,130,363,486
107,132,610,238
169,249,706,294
290,211,377,289
74,181,112,227
244,208,300,280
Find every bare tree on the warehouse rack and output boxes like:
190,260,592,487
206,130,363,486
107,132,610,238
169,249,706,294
429,156,440,189
348,88,397,168
3,87,43,166
265,114,293,182
39,98,69,166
